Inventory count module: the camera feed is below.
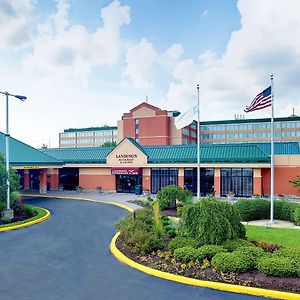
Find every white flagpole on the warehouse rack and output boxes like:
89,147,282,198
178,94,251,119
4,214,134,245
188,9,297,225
270,74,275,224
197,84,200,200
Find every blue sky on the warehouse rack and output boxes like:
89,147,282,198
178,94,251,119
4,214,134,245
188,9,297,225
0,0,299,147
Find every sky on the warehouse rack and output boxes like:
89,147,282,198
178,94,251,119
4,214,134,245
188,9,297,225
0,0,300,148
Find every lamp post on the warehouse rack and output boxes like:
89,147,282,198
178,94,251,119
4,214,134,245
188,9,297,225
0,91,27,220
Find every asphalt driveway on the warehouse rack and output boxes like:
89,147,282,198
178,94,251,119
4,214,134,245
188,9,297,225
0,197,269,300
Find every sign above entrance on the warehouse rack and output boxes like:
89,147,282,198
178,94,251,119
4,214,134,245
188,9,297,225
24,166,40,169
111,167,142,175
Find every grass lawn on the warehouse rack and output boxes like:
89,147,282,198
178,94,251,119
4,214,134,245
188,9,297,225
246,225,300,249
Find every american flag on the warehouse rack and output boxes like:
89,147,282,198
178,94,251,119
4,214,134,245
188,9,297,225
244,86,272,113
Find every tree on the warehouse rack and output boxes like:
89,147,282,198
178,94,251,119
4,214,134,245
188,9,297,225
102,141,117,147
291,176,300,191
0,154,20,203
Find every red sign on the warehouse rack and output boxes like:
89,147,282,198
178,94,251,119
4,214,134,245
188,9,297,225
111,167,142,175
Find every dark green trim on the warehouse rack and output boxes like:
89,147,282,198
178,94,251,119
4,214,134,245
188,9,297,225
200,116,300,126
64,126,117,132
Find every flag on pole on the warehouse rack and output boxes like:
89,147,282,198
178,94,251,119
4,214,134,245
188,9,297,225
174,104,198,129
244,86,272,113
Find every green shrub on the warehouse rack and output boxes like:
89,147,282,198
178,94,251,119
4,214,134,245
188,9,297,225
233,199,269,221
0,202,5,212
272,248,300,262
116,209,165,254
257,256,297,277
157,185,189,210
223,239,254,252
294,207,300,226
180,197,245,246
194,245,227,261
173,246,197,262
212,251,253,273
168,236,197,253
274,200,299,221
233,246,265,266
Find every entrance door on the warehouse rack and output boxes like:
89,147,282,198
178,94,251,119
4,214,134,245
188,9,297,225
116,175,139,193
29,170,40,190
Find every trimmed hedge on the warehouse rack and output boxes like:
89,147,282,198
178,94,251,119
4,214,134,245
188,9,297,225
257,256,298,277
234,198,300,224
194,245,227,261
222,239,254,252
212,251,254,273
168,236,197,253
173,246,197,262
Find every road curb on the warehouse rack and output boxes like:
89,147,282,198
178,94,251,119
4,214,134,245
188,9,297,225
0,207,50,232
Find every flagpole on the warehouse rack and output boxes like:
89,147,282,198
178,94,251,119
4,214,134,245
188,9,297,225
270,74,275,224
197,84,200,200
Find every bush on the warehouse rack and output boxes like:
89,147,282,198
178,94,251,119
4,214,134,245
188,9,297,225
168,236,197,253
272,248,300,262
212,251,254,273
234,198,300,224
257,256,298,277
294,207,300,226
173,246,197,262
180,197,245,245
223,239,254,252
0,202,5,212
233,199,269,222
116,209,165,254
233,246,265,264
194,245,227,261
157,185,189,210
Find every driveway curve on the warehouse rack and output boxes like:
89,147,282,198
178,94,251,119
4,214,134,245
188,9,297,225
0,197,268,300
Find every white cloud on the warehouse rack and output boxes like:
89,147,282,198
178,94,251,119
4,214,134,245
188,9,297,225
23,0,131,84
163,0,300,120
0,0,35,49
165,43,184,60
122,38,158,89
202,10,208,16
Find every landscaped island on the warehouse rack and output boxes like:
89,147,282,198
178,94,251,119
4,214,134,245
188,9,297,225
116,186,300,294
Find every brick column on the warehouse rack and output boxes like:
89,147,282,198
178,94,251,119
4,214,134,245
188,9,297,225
24,169,30,190
178,168,184,189
48,168,59,190
253,168,262,196
142,168,151,192
214,168,221,197
39,169,47,194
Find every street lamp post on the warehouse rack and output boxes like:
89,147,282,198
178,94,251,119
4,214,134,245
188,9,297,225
0,91,27,220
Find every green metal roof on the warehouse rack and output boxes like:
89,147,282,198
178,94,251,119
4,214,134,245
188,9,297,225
42,146,114,164
0,132,63,166
200,116,300,126
42,140,271,164
64,125,117,133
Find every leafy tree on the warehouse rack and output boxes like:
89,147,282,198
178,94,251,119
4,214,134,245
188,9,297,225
291,176,300,191
0,154,20,203
102,141,117,147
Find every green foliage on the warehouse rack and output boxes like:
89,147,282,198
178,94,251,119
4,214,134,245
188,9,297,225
294,208,300,226
102,141,117,147
234,246,265,262
0,201,5,212
212,251,254,273
194,245,227,261
180,197,245,246
257,256,298,277
222,238,254,252
272,248,300,262
0,154,20,204
234,198,300,224
173,246,197,262
116,209,165,254
167,236,197,253
156,185,190,210
233,199,270,221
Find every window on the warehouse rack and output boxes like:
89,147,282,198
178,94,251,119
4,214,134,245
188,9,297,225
151,168,178,194
135,138,139,143
135,128,139,135
221,168,253,197
135,119,139,125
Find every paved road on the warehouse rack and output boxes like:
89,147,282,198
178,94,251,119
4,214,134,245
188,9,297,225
0,197,268,300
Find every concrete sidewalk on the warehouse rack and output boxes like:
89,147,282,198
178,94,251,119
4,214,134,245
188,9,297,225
21,190,143,211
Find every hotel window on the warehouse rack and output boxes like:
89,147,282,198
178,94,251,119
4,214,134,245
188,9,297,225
151,168,178,194
135,138,139,143
135,119,139,125
221,168,253,197
135,128,139,135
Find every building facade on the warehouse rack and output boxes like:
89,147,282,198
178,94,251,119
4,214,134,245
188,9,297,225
59,126,117,148
117,102,197,146
200,116,300,144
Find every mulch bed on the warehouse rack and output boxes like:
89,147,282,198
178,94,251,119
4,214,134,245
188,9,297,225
116,234,300,294
0,210,35,225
